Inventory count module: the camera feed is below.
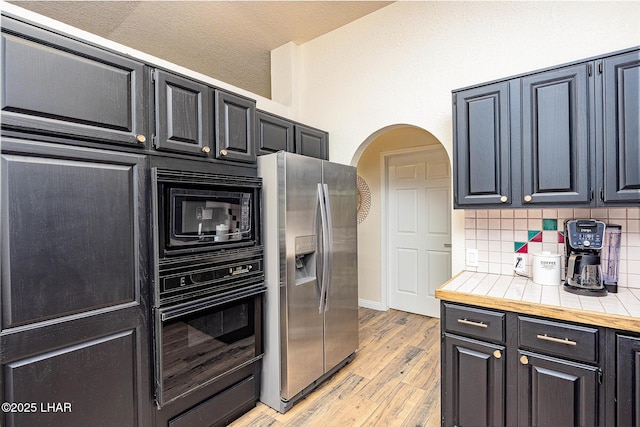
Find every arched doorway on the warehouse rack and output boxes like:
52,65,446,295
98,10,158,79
353,125,451,318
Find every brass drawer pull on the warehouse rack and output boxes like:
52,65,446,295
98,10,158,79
457,318,488,328
536,334,577,346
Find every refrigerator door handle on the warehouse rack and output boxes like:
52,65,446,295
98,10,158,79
317,183,329,313
322,183,334,312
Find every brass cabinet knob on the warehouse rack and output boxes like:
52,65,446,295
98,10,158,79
520,355,529,365
219,149,228,156
493,350,502,359
524,195,533,202
201,146,211,154
500,195,508,203
136,134,146,144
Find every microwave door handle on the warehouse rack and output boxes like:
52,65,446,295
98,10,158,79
317,183,329,313
322,184,333,312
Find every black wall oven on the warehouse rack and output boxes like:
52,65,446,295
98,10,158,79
155,291,262,407
151,166,265,410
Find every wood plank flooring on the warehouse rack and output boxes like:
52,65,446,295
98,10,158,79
230,307,441,427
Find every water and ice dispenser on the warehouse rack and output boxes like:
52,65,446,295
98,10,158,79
294,235,317,286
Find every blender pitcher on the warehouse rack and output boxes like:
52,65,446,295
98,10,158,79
601,224,622,293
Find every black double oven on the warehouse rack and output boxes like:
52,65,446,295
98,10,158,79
151,165,264,409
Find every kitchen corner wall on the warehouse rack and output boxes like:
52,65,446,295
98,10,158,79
464,207,640,288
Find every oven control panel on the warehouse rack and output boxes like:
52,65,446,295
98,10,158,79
163,259,262,292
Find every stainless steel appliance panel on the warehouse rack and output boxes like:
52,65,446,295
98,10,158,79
282,153,324,399
322,160,359,370
258,151,358,413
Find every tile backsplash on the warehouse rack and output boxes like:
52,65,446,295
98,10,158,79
464,208,640,288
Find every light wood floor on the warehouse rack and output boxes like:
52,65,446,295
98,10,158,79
230,307,441,427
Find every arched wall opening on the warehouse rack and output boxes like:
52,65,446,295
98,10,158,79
352,124,453,312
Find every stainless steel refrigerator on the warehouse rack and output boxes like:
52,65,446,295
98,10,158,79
257,151,359,413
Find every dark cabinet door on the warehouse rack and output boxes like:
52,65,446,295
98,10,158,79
295,125,329,160
520,63,594,205
256,111,294,156
0,138,151,426
617,334,640,427
1,16,146,147
215,90,256,163
154,70,212,156
453,82,511,207
443,334,505,427
517,350,599,427
602,50,640,203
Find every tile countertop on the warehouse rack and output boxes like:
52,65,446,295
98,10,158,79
435,271,640,333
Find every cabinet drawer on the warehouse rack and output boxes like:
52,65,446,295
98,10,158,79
518,316,599,363
168,375,257,427
443,303,505,343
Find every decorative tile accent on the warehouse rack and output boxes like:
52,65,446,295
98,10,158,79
515,242,528,253
464,207,640,288
528,230,542,242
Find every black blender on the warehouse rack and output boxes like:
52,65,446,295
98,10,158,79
564,219,607,296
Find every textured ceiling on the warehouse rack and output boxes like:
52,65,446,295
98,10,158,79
10,1,393,99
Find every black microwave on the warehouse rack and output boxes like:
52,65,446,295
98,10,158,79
153,168,261,256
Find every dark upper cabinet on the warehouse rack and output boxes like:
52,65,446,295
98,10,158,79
520,63,594,205
215,90,257,163
616,334,640,427
443,334,506,427
453,82,511,206
153,69,212,156
256,110,294,155
1,138,151,426
453,47,639,208
255,110,329,160
0,16,146,147
602,50,640,203
295,124,329,160
517,350,599,427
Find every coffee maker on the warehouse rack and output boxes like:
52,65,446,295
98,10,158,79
564,219,607,296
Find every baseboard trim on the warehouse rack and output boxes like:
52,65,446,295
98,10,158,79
358,299,387,311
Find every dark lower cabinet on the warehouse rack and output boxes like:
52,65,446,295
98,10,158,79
155,361,261,427
443,334,505,427
616,334,640,426
0,138,151,427
517,350,599,427
441,301,614,427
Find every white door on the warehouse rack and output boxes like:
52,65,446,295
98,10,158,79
386,147,451,318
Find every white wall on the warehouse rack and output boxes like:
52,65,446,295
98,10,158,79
272,1,640,305
292,1,640,165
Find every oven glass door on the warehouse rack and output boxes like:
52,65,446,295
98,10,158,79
169,188,253,248
155,292,263,407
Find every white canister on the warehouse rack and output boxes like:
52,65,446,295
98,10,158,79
532,251,562,286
